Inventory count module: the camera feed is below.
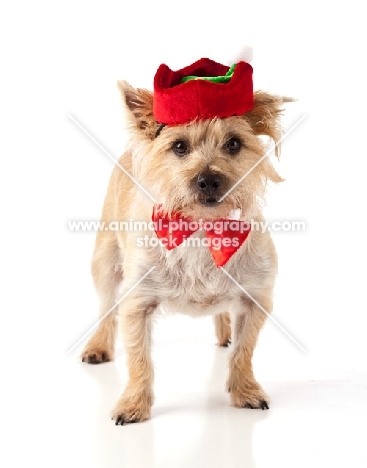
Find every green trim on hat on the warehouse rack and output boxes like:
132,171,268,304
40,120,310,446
180,63,237,84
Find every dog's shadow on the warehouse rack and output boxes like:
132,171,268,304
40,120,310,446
80,345,267,467
152,345,268,467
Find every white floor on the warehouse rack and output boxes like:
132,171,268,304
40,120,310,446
7,306,365,468
68,328,367,468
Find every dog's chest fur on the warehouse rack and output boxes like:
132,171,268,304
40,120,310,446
144,232,275,318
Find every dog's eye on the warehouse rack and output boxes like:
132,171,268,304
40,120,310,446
224,137,242,155
172,140,189,157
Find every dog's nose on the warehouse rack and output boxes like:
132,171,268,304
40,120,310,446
196,173,222,195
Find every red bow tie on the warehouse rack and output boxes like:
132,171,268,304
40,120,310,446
152,206,251,267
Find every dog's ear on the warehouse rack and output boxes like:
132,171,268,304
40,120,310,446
117,80,158,139
243,91,294,157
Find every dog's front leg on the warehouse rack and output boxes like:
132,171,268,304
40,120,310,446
112,297,157,425
228,294,271,410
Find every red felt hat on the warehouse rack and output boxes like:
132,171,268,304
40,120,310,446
153,58,254,125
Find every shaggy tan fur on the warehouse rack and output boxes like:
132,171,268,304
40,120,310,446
81,79,291,424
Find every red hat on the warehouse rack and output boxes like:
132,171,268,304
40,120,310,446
153,58,254,125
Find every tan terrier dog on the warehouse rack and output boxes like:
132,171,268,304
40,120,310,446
81,57,292,425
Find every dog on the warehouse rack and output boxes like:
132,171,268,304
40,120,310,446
81,58,292,425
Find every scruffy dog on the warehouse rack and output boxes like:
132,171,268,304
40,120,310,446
81,58,291,425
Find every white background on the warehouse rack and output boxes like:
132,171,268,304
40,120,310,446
1,1,367,467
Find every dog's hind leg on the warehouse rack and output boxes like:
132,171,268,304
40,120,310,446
81,231,121,364
214,312,231,347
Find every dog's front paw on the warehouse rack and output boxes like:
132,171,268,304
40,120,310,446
81,347,112,364
112,393,152,426
229,384,269,410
